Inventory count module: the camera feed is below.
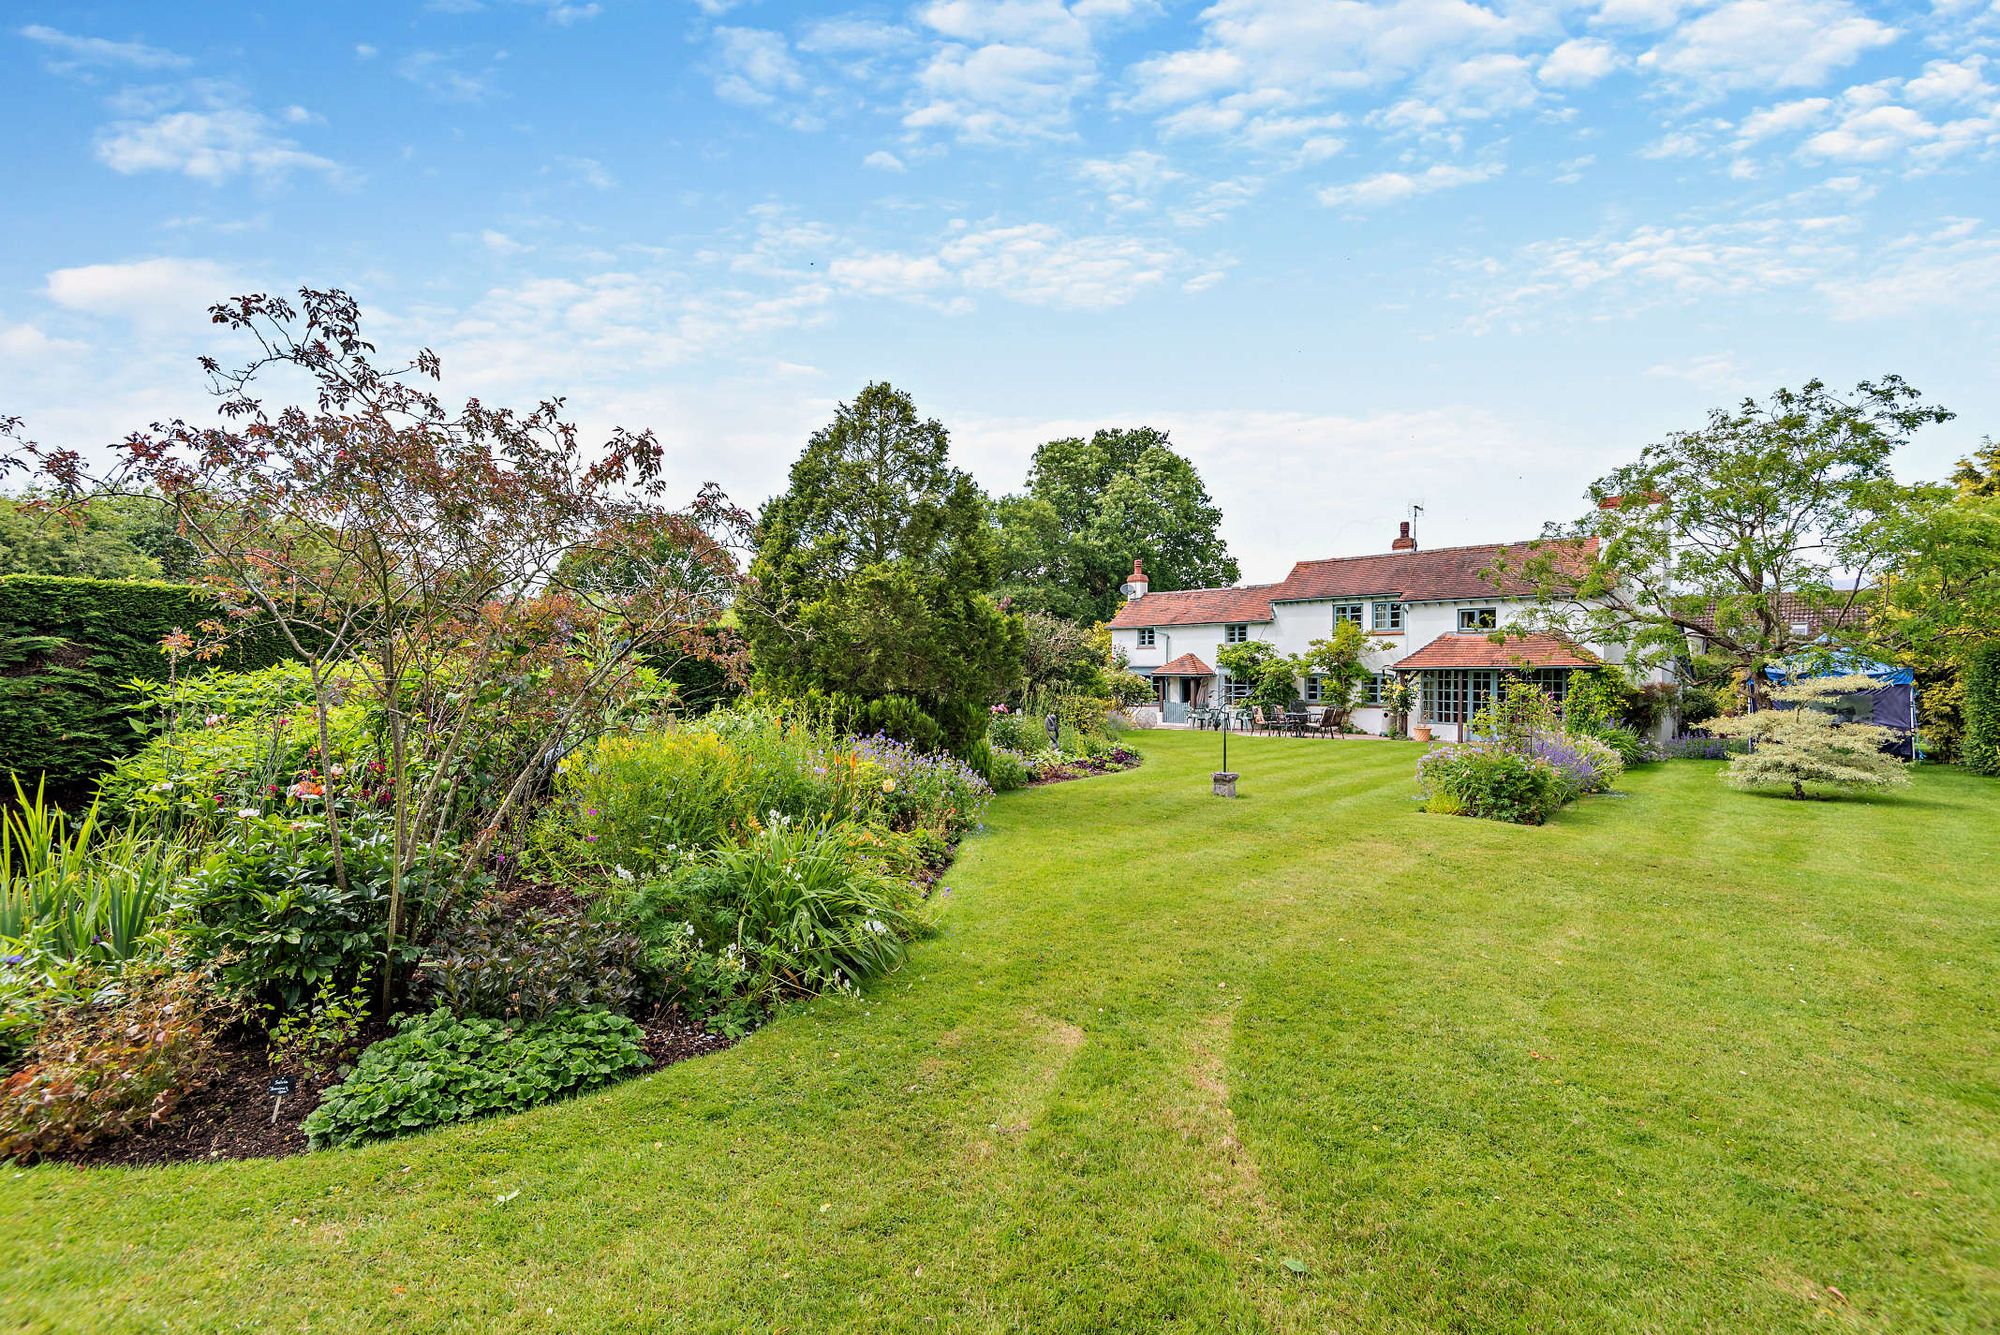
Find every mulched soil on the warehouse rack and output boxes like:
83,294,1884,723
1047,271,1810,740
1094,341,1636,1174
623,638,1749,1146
1026,748,1143,787
47,1006,737,1170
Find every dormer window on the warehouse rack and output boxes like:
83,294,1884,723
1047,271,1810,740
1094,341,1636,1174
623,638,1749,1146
1372,601,1403,631
1224,624,1249,643
1136,628,1156,647
1458,607,1498,631
1332,603,1364,625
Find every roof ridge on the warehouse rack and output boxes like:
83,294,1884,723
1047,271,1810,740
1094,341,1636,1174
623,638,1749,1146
1290,536,1571,568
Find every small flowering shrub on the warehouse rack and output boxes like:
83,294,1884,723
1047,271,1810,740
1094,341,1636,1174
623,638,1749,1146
0,965,218,1163
418,900,642,1022
849,732,991,841
594,821,928,1029
1416,745,1566,825
301,1007,648,1149
1529,732,1625,799
979,744,1034,793
986,709,1042,754
532,712,989,881
177,810,455,1012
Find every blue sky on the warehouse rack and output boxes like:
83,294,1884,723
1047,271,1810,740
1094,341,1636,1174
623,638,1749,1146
3,1,1997,581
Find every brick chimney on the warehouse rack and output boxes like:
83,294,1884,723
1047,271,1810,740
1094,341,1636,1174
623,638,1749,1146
1121,557,1149,598
1391,521,1418,552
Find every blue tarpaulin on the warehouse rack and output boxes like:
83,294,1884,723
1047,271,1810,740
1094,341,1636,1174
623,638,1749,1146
1765,646,1917,757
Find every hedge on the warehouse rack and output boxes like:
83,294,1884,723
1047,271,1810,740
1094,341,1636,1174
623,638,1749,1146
0,576,297,789
1964,641,2000,777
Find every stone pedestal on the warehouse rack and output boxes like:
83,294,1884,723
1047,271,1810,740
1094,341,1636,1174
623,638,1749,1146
1212,771,1238,798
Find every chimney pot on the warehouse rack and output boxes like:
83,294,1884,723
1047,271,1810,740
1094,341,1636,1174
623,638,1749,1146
1391,521,1418,552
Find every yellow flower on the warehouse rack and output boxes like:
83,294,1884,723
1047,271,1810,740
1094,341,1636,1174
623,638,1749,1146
881,778,896,793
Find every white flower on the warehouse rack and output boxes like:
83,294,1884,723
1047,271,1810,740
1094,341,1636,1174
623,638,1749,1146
683,922,696,937
613,864,635,883
236,808,259,820
202,713,225,728
864,918,887,935
152,781,174,793
329,764,344,777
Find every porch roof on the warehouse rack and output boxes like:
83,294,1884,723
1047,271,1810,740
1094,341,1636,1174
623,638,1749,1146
1152,652,1216,677
1392,632,1600,671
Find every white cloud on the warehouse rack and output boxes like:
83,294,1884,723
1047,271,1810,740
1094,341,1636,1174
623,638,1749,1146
1903,56,1993,107
44,258,241,328
397,49,503,102
936,222,1178,307
481,229,531,256
554,155,615,189
18,24,188,72
1317,161,1500,210
1735,97,1833,142
95,103,340,183
1819,219,2000,319
710,27,822,128
1538,38,1619,88
863,149,907,171
1636,0,1899,98
355,43,379,60
0,322,87,360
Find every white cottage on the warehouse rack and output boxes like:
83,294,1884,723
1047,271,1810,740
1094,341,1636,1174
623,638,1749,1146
1108,523,1648,741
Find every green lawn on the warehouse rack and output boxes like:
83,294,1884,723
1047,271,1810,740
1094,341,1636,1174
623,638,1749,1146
4,732,1997,1333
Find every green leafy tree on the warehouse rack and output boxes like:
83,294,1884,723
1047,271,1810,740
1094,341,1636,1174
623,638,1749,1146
1500,377,1953,703
1963,642,2000,777
1215,639,1299,713
1708,675,1910,798
742,382,1020,743
996,427,1238,623
1298,622,1393,730
1950,438,2000,500
0,491,195,580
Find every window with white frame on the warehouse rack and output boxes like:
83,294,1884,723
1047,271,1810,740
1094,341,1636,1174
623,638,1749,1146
1302,675,1324,702
1224,623,1249,643
1136,627,1155,647
1458,606,1498,631
1332,602,1364,625
1371,601,1403,631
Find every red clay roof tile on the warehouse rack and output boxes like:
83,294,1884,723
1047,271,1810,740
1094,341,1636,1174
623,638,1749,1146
1150,652,1215,677
1391,632,1601,671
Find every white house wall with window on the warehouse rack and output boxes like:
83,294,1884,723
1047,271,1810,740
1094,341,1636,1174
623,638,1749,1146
1108,525,1655,740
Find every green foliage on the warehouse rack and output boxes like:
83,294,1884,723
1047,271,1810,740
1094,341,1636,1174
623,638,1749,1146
994,427,1239,624
597,821,926,1026
1417,747,1564,825
0,492,196,581
1709,675,1912,798
1298,623,1391,728
301,1007,648,1149
1504,376,1953,680
976,742,1033,793
1961,642,2000,776
1214,640,1299,713
1581,723,1651,767
263,970,372,1078
177,811,455,1012
418,901,642,1022
741,382,1020,743
774,688,949,754
1470,678,1564,755
0,965,217,1163
0,780,183,964
0,575,297,789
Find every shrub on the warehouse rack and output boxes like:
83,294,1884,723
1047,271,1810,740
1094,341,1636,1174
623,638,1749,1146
1530,733,1625,800
0,966,218,1162
177,811,455,1012
1710,675,1911,798
1417,745,1565,825
848,733,992,840
985,709,1042,754
1580,723,1652,767
596,821,928,1024
980,745,1033,793
0,575,297,789
1659,734,1746,760
1965,642,2000,776
301,1007,648,1149
418,901,641,1021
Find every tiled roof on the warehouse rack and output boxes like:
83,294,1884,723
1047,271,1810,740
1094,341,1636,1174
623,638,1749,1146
1392,632,1602,671
1150,652,1214,677
1107,538,1595,629
1687,592,1864,638
1106,583,1283,629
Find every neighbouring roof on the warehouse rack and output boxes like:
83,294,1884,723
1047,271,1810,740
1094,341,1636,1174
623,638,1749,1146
1107,538,1595,630
1687,592,1865,639
1151,652,1215,677
1391,632,1602,671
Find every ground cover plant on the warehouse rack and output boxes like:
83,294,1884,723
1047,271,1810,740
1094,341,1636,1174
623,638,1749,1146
0,731,1993,1331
